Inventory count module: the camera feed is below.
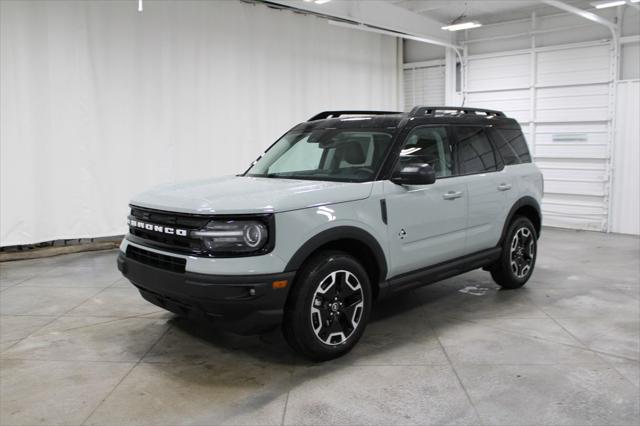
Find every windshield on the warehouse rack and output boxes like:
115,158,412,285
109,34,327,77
245,129,395,182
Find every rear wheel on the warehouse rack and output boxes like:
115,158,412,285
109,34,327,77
490,216,537,289
283,251,372,361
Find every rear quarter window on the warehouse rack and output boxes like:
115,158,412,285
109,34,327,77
454,126,499,174
490,128,532,165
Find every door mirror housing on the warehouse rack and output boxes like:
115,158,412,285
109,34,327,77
391,163,436,186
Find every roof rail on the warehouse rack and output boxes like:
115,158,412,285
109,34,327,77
408,106,505,118
308,110,403,121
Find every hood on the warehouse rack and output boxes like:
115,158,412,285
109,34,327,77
130,175,373,215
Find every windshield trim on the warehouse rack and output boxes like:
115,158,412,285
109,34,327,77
244,174,368,183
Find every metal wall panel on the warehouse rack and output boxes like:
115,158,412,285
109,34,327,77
611,80,640,235
403,63,445,111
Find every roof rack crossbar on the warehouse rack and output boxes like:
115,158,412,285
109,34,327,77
308,110,403,121
409,106,505,118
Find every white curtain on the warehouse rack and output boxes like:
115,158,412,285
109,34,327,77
0,0,399,246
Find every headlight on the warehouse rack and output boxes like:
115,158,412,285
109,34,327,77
191,220,268,253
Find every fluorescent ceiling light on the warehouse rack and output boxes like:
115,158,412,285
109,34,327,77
630,0,639,3
591,0,626,8
441,21,482,31
314,0,332,4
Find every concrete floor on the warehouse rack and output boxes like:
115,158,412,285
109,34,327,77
0,228,638,426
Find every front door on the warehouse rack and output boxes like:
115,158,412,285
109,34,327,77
384,126,468,278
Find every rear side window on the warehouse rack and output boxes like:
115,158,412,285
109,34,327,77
454,127,498,174
490,128,532,165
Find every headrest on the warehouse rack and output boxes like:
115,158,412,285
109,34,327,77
338,141,366,165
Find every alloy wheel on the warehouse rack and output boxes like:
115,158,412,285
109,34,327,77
310,270,364,346
510,227,535,278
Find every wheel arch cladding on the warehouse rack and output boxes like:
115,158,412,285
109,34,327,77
502,196,542,241
284,226,388,299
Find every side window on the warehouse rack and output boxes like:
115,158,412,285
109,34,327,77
454,126,498,174
399,127,453,177
490,128,532,165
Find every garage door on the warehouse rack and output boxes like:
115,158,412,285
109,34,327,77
403,60,445,111
464,41,614,231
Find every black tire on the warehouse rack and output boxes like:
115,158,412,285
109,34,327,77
490,216,538,289
283,250,372,362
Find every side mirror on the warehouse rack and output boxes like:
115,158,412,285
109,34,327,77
391,163,436,186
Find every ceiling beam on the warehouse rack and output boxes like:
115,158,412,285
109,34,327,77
264,0,455,47
327,20,461,50
541,0,618,33
408,1,460,14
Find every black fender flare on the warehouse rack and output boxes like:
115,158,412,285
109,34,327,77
284,226,388,281
499,196,542,244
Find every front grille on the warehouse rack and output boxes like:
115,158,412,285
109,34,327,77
128,206,211,255
127,205,275,257
130,206,210,228
126,245,186,273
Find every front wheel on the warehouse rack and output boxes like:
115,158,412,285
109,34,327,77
490,216,538,289
283,251,372,361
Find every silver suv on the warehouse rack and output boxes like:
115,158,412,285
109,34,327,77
117,106,544,361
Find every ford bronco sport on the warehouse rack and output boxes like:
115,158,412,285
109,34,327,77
117,106,543,361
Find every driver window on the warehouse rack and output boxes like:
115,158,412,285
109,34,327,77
399,127,453,177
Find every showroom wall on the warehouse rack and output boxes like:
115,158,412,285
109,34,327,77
611,80,640,235
0,0,399,246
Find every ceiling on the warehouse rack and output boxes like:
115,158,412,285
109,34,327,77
390,0,595,25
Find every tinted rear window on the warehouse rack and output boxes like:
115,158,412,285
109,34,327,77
454,127,498,174
490,128,532,165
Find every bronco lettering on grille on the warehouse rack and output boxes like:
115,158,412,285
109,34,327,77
127,219,188,236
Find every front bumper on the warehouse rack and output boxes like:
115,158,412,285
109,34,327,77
117,252,295,334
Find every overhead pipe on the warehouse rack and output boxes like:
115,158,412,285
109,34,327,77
327,20,462,50
541,0,618,35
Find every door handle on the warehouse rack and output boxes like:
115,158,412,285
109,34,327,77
497,183,512,191
443,191,463,200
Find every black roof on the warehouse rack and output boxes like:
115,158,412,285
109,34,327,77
292,114,405,132
294,107,519,132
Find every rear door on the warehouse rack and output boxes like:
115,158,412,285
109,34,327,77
488,126,533,213
452,126,509,253
383,125,468,277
